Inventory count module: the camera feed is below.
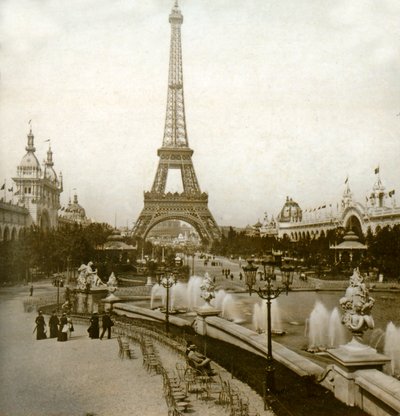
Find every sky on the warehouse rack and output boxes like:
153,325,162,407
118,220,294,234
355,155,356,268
0,0,399,228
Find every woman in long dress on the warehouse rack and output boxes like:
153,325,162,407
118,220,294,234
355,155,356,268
58,313,68,342
88,312,99,339
35,311,47,340
49,310,59,338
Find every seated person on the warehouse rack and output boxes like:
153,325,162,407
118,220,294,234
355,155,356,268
185,342,215,376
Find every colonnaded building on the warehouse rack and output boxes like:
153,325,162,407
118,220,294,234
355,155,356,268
248,173,400,241
0,128,90,241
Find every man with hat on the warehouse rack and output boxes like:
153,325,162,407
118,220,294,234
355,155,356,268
185,341,215,376
99,311,114,340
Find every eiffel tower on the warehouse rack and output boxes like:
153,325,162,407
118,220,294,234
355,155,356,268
132,1,221,244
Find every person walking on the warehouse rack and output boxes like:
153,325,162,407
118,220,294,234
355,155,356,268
67,315,74,339
58,313,68,342
48,310,59,338
34,311,47,340
99,312,114,340
29,285,34,296
87,312,99,339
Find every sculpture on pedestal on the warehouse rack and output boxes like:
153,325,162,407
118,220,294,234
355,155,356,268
200,272,215,307
106,272,118,294
339,267,375,343
76,261,106,290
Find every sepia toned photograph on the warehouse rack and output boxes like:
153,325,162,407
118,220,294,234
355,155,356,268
0,1,399,415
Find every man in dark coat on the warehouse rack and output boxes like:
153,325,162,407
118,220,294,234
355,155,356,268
49,311,59,338
88,312,99,339
35,311,47,340
99,312,114,340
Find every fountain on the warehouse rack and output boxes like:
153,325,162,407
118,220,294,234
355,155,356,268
384,322,400,378
150,275,245,322
252,299,283,334
306,302,347,352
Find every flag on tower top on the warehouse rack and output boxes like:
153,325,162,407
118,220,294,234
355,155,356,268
374,166,380,175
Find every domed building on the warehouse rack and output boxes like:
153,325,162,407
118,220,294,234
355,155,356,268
277,197,303,223
59,193,91,227
12,128,63,230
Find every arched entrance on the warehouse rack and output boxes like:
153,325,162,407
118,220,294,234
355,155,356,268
144,216,205,244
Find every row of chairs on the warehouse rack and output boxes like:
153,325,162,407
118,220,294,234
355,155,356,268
113,319,260,416
138,335,163,374
117,335,134,359
161,367,192,415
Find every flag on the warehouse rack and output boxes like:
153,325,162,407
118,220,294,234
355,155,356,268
344,176,348,184
389,190,395,197
0,183,4,190
374,166,379,175
8,187,13,192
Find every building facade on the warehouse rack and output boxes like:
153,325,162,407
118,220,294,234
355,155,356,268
0,128,63,241
256,174,399,241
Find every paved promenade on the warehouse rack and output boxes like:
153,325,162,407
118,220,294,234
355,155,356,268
0,283,270,416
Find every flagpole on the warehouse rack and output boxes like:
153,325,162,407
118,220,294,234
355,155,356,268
4,179,6,203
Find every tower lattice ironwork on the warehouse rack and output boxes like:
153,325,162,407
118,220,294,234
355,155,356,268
132,1,221,244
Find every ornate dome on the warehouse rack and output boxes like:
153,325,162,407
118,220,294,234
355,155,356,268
17,129,42,177
278,196,302,223
64,194,86,217
19,152,41,169
44,166,57,182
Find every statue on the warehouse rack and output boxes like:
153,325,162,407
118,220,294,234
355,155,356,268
339,268,375,341
107,272,118,293
200,272,215,306
77,264,88,290
76,261,106,290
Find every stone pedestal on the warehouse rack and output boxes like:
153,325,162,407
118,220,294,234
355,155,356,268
74,288,109,314
194,305,221,336
327,339,390,406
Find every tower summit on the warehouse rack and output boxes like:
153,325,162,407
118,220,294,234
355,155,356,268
132,2,221,244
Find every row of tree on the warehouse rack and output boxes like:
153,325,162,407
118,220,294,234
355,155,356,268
210,225,400,280
1,222,399,283
0,223,114,283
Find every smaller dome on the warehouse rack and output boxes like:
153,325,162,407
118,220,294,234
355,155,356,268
64,194,86,217
278,196,302,223
44,166,57,182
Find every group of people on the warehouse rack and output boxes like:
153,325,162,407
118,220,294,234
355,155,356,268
87,311,114,340
34,310,74,342
35,310,114,341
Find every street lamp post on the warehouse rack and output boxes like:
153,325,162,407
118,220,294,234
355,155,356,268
242,253,295,407
157,269,177,334
54,274,61,312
